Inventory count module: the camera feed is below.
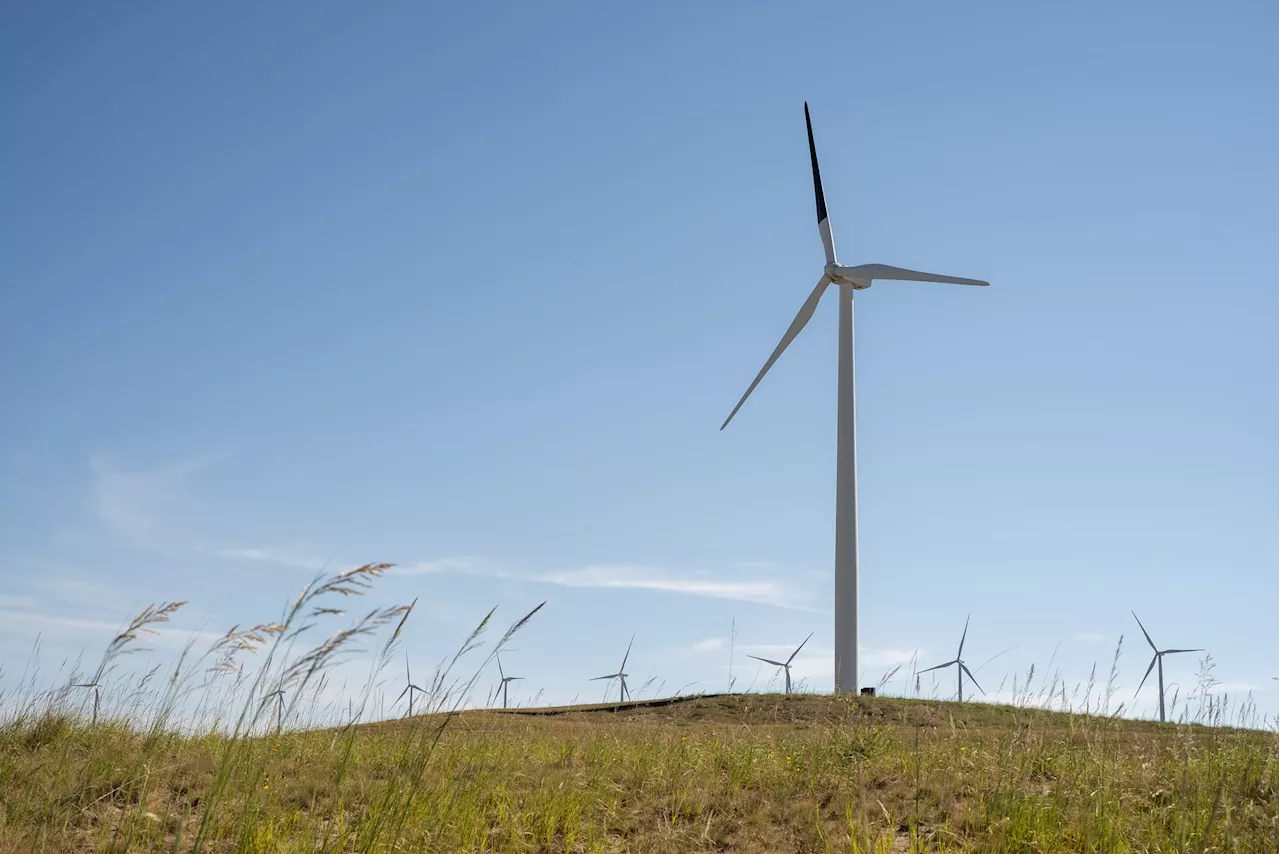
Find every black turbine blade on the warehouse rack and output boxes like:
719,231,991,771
804,102,828,225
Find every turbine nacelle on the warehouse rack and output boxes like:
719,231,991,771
824,266,872,290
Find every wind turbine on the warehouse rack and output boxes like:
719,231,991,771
496,654,524,709
396,653,426,717
590,636,633,703
71,682,101,725
720,103,989,694
1132,611,1203,723
748,631,813,695
918,615,984,702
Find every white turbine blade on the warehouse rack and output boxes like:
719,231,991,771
720,276,831,431
405,651,411,684
748,655,787,668
395,685,410,703
590,675,617,681
959,662,984,695
957,614,971,660
836,264,988,287
1131,611,1158,653
620,635,634,673
497,655,505,681
787,631,814,665
805,102,837,265
1135,654,1158,697
918,661,955,675
1161,648,1204,655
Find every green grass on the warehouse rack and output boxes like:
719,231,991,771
1,566,1274,852
1,694,1275,852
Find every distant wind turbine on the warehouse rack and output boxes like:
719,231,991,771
396,653,426,717
71,682,101,725
1132,611,1203,723
496,654,524,709
919,615,984,702
720,103,989,693
748,632,813,695
590,636,633,703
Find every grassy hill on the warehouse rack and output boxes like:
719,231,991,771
2,692,1274,853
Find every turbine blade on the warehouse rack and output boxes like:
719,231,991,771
804,102,836,265
1161,648,1204,655
748,655,787,667
918,661,956,675
720,276,831,430
590,675,617,681
836,263,988,287
620,635,634,672
787,631,814,665
1135,654,1158,697
396,686,410,702
1131,611,1158,652
405,651,411,683
959,662,984,695
957,614,970,660
497,655,505,681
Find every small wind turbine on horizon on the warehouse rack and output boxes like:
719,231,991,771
71,682,101,725
396,653,426,717
496,654,524,710
590,636,634,703
919,615,984,702
720,103,989,694
748,632,813,695
1132,611,1204,723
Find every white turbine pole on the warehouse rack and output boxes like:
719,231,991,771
1157,656,1165,723
834,283,859,693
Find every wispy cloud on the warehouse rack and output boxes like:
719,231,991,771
382,557,818,610
531,564,815,610
215,547,330,571
89,453,229,555
1075,632,1110,643
392,557,486,576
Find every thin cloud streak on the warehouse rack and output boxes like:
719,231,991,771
216,548,330,571
532,564,817,610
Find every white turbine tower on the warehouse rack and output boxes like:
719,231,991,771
1132,611,1203,723
748,631,813,695
918,615,984,702
721,103,989,693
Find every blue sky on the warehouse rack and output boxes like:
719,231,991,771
1,1,1275,720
